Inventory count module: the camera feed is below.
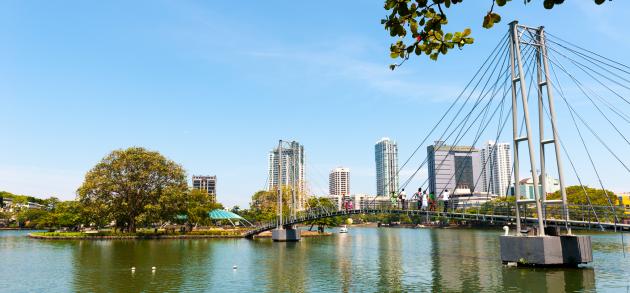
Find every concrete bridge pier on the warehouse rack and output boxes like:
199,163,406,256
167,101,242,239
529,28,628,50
272,226,301,242
500,234,592,266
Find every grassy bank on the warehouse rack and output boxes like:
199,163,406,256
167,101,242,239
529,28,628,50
29,229,246,239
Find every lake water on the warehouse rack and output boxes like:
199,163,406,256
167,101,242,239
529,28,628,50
0,228,628,292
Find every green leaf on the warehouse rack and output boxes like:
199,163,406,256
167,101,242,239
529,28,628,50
445,33,453,41
410,21,418,34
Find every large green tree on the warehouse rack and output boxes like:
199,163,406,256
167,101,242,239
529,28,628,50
77,147,188,232
304,197,342,231
183,188,223,226
383,0,610,67
548,185,618,206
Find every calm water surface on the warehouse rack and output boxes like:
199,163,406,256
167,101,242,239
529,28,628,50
1,228,629,292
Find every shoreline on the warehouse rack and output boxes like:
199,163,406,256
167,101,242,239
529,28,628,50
27,228,334,240
28,233,245,240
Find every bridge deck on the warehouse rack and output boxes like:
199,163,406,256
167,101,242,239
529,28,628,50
244,205,630,237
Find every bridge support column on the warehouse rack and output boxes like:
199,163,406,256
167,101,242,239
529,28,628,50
272,226,301,242
500,235,592,266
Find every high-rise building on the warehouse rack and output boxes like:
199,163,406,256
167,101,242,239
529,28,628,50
329,167,350,196
427,141,481,197
510,174,561,200
192,175,217,202
480,141,512,197
375,137,399,197
267,141,305,210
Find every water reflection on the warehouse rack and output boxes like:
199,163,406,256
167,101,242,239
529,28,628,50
501,267,595,292
72,239,214,292
376,230,403,292
0,229,622,292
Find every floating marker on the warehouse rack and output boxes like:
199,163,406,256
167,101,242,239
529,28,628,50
131,267,136,271
232,265,237,270
152,266,156,270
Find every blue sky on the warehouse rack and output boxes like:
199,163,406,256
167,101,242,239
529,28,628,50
1,1,629,208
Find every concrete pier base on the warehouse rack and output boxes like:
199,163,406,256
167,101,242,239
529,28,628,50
271,228,301,242
500,235,592,266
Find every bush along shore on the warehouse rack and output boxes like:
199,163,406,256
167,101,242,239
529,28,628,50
28,228,334,240
29,229,246,239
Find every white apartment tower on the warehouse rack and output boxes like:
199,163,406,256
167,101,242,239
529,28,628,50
480,141,512,196
329,167,350,196
267,141,305,209
375,137,399,197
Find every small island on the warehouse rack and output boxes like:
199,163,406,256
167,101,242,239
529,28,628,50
0,147,334,240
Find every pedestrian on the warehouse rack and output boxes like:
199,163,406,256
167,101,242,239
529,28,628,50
442,189,450,212
390,191,397,207
422,190,428,211
399,189,406,210
429,192,436,211
414,188,422,209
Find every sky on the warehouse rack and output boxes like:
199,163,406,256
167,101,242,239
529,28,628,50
1,1,630,208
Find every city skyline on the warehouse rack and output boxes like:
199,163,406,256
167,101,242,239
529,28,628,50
427,141,482,197
2,2,630,208
192,175,217,202
375,137,399,197
267,141,306,209
480,141,512,197
329,167,350,196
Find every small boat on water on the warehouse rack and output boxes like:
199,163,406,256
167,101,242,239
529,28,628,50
339,225,348,233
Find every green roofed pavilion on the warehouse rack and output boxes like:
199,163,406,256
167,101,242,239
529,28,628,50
208,209,244,220
208,209,252,226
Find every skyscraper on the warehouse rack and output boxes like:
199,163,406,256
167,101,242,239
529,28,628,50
329,167,350,196
267,141,305,209
480,141,512,197
192,175,217,202
375,137,399,197
427,141,481,197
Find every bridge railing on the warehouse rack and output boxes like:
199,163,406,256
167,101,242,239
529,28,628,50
248,199,626,233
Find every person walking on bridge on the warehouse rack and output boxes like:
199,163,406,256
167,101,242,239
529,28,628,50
399,189,407,210
441,189,450,213
390,191,397,208
421,190,428,211
412,188,422,210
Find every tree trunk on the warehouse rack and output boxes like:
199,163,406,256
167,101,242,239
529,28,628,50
129,218,136,233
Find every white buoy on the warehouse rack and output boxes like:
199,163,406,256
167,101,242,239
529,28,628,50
152,266,156,270
131,267,136,271
503,226,510,236
232,265,237,270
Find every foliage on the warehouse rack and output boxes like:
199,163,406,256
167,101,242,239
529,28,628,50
246,188,293,223
183,189,223,226
304,197,342,229
382,0,609,67
0,191,46,205
31,228,245,238
77,147,188,232
548,185,618,206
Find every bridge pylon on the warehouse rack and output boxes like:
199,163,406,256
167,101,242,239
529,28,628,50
271,139,301,242
499,21,591,266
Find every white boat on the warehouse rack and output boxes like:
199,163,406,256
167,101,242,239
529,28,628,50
339,225,348,233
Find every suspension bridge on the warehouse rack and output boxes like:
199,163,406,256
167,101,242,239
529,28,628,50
249,21,630,266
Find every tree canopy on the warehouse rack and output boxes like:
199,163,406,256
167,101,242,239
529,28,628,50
548,185,618,206
383,0,610,68
77,147,188,232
